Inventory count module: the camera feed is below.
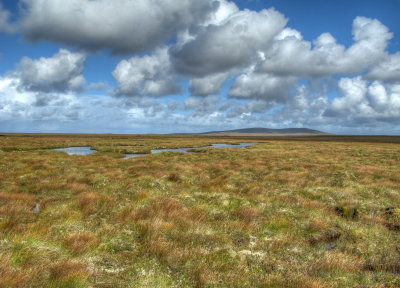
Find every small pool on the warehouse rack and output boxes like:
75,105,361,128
151,147,193,154
55,143,258,159
210,143,258,149
123,143,258,159
123,154,146,159
54,146,97,155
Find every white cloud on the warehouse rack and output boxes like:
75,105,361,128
20,0,216,54
112,47,180,97
328,76,400,120
0,49,87,124
258,17,393,77
202,0,239,26
170,13,397,100
368,81,389,110
16,49,86,92
367,52,400,83
331,77,369,113
367,82,400,117
171,7,287,76
274,27,303,41
3,1,400,133
273,85,329,126
0,76,83,122
189,72,229,96
184,96,222,117
225,99,272,118
228,70,296,101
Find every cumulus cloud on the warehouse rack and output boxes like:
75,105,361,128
0,3,15,33
189,72,229,96
169,10,396,100
171,7,287,76
326,77,400,121
257,17,393,77
228,70,296,101
112,47,180,97
3,0,400,133
366,53,400,83
225,99,272,118
0,76,83,122
330,77,369,115
202,0,239,26
0,49,87,126
184,96,222,117
16,49,86,93
273,85,329,126
20,0,217,54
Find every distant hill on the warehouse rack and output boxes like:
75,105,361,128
200,127,329,136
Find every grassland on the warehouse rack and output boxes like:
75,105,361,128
0,134,399,287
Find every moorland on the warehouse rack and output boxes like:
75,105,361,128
0,134,400,287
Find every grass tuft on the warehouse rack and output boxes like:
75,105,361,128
1,134,400,286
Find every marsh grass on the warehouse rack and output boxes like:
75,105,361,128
1,134,400,287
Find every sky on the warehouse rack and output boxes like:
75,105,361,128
0,0,400,134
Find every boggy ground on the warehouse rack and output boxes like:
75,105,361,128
0,134,400,287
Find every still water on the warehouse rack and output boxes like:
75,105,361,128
124,143,257,159
54,146,97,155
55,143,257,159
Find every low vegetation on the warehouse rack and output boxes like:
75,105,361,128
0,134,399,287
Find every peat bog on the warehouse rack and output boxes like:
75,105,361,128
123,142,258,159
0,134,400,287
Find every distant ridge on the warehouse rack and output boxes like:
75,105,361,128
200,127,329,136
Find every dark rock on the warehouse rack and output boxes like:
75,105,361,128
31,203,40,214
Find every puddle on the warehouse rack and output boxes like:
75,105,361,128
124,143,258,159
54,146,97,155
55,143,257,159
151,147,192,154
210,143,258,149
123,154,146,159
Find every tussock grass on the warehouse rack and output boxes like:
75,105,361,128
76,192,113,216
1,134,400,287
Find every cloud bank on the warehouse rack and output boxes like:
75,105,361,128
16,49,86,93
112,47,180,97
1,0,399,133
20,0,217,54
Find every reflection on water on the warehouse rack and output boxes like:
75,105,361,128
55,143,258,159
210,143,258,149
54,146,97,155
151,147,192,154
123,154,145,159
123,143,258,159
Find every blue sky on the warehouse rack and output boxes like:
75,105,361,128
0,0,400,134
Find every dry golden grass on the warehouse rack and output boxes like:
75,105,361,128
50,259,88,280
76,192,113,216
1,134,400,287
0,254,29,288
63,232,99,255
